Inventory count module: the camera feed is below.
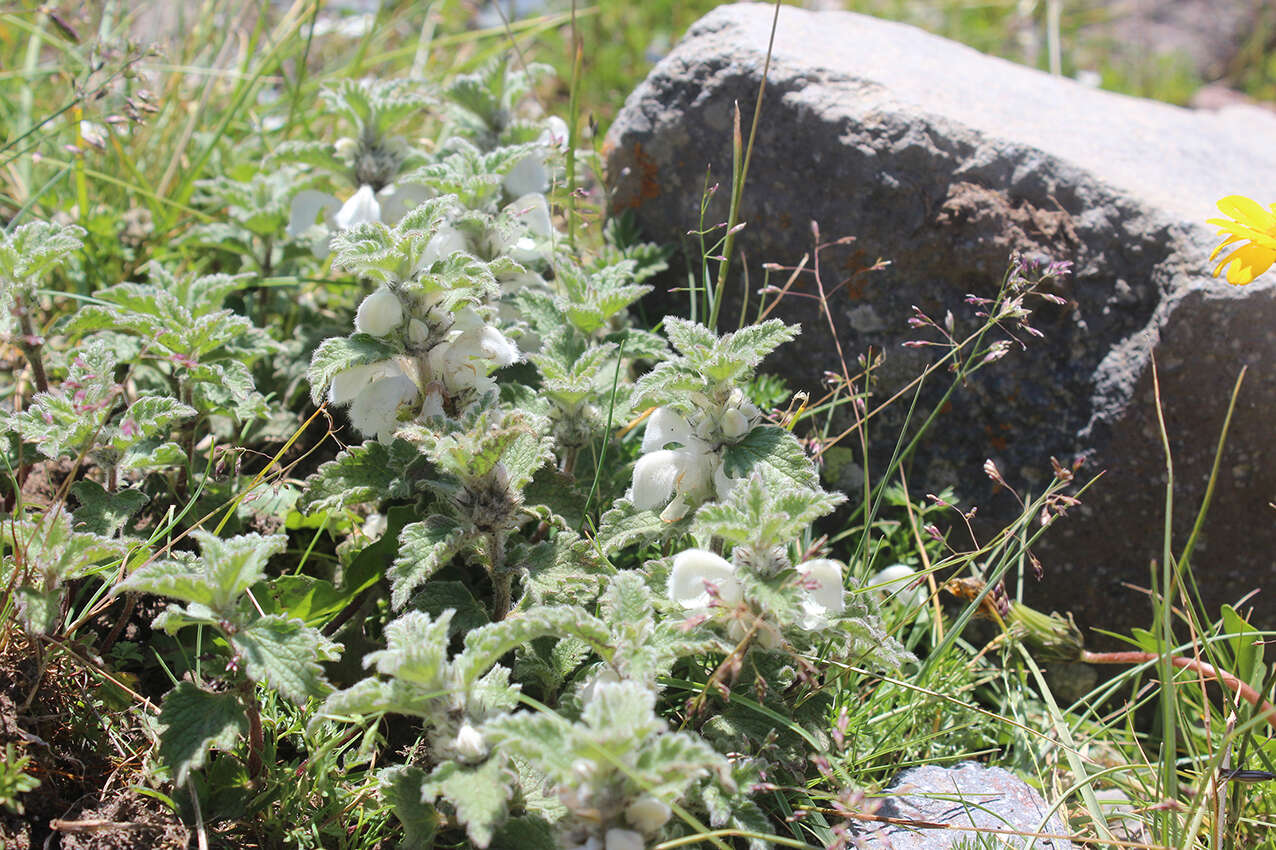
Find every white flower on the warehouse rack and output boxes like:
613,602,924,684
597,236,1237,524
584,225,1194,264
288,183,430,259
376,182,431,223
340,361,418,441
427,309,520,397
720,407,750,440
420,388,446,419
407,318,430,346
870,564,926,610
334,183,381,230
354,286,404,336
542,115,570,149
631,445,716,521
333,136,358,160
503,154,549,198
501,117,571,198
795,559,845,630
605,829,645,850
565,839,602,850
361,512,388,539
642,407,692,452
668,549,742,611
421,225,469,270
288,189,342,251
349,374,418,441
625,796,672,834
577,666,621,705
453,722,488,761
632,408,723,521
328,359,403,405
509,193,553,238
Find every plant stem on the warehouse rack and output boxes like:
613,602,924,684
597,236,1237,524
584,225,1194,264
240,680,264,779
489,532,511,620
1082,650,1276,733
15,294,49,394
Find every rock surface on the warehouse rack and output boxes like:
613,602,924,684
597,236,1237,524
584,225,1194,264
604,3,1276,638
851,762,1072,849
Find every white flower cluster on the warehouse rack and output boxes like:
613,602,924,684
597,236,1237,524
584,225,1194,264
668,548,846,648
630,390,760,521
329,295,520,440
288,181,429,258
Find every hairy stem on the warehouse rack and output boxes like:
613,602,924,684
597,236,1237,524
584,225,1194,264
15,294,49,394
489,532,511,621
240,680,264,779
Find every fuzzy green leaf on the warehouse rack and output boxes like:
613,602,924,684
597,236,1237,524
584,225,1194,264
232,615,339,703
320,677,442,720
720,425,818,490
489,815,558,850
364,610,455,689
693,473,844,549
0,221,84,287
421,757,511,849
389,516,467,609
662,316,718,356
380,765,440,850
70,481,149,538
14,587,61,635
595,498,678,554
119,531,285,617
158,682,247,785
455,606,611,688
298,439,418,513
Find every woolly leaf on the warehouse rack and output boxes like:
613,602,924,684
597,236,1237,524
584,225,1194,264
270,139,350,175
720,426,818,490
158,682,247,785
421,757,512,849
389,516,467,609
455,606,611,687
298,439,418,513
232,615,340,703
364,610,455,689
14,587,60,635
119,531,285,617
320,677,442,720
69,480,148,537
490,815,557,850
693,473,844,549
662,317,718,356
380,765,440,850
0,221,84,287
595,498,679,554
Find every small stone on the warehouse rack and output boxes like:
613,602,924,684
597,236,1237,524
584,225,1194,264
851,762,1072,849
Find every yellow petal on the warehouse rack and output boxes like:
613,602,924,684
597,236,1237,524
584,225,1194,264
1215,242,1276,286
1205,219,1276,248
1210,233,1243,262
1217,195,1276,232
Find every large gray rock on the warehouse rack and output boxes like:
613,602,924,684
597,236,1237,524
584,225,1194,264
851,762,1072,849
605,4,1276,638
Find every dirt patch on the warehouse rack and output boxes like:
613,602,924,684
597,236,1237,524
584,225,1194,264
52,791,188,850
0,636,171,849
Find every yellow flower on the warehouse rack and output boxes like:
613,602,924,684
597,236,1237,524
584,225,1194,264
1208,195,1276,285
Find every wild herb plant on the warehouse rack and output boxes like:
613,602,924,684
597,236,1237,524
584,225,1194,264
2,5,1273,850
